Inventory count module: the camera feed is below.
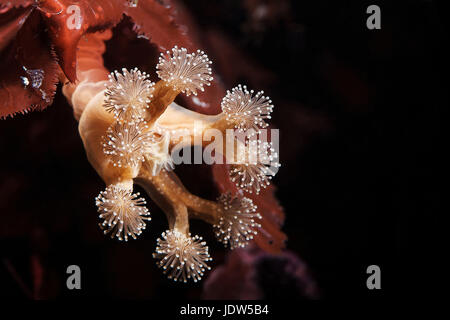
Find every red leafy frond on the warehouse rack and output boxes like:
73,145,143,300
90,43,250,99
0,5,33,51
37,0,126,82
0,10,60,119
0,0,34,10
124,0,192,52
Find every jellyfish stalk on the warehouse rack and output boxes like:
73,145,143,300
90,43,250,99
62,31,280,282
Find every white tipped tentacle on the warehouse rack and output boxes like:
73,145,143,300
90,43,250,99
102,120,152,169
221,84,273,135
153,229,212,283
104,67,154,121
230,140,280,194
95,184,151,241
156,46,213,96
214,193,261,249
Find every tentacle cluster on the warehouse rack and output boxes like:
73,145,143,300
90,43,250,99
102,66,175,172
102,120,151,168
221,84,273,135
153,230,212,283
95,184,151,241
230,140,281,194
215,193,262,249
156,46,213,96
81,46,282,282
104,68,154,120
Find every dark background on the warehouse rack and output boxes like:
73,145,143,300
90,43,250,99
0,0,445,299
